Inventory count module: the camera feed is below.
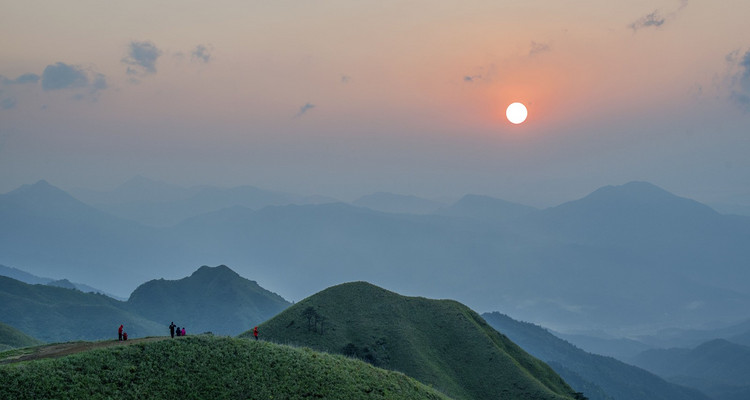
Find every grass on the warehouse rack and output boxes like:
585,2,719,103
0,335,452,400
242,281,577,400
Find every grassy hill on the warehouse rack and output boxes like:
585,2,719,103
482,312,710,400
0,322,42,351
0,276,164,342
0,335,451,400
241,281,579,400
127,265,290,335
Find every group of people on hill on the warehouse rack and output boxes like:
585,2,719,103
169,322,186,338
117,324,128,341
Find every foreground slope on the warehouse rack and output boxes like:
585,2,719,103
244,282,578,400
127,265,290,335
483,312,710,400
0,336,450,400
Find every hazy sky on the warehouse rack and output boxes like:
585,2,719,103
1,0,749,207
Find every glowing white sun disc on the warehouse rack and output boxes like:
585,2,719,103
506,102,528,124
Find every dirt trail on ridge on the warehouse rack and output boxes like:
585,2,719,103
0,336,169,365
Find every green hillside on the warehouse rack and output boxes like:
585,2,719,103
127,265,290,335
241,281,578,400
0,322,42,351
0,336,451,400
0,276,163,342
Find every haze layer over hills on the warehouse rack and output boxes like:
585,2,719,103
1,178,748,336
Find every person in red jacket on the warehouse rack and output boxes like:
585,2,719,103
253,326,259,340
118,324,123,341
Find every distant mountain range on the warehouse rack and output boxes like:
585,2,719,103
482,312,709,400
69,175,338,227
243,281,580,400
352,192,446,214
0,264,125,300
631,339,750,400
0,265,289,342
1,178,749,336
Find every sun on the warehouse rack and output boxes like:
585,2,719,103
506,102,528,124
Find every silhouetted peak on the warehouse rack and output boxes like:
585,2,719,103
566,181,717,216
9,180,64,196
47,279,76,290
190,264,240,279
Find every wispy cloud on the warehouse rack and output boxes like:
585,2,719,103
191,44,212,63
295,102,316,117
462,63,498,84
1,97,17,110
728,49,750,110
122,41,162,77
41,62,89,91
629,0,688,32
1,73,40,85
529,41,551,56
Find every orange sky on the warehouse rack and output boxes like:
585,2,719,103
1,0,749,205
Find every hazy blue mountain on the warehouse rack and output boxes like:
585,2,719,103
0,275,164,342
3,180,750,335
631,339,750,400
69,175,197,205
0,180,185,294
352,192,446,214
435,194,538,222
72,176,339,227
629,319,750,350
127,265,290,336
46,279,76,290
554,331,653,361
0,264,52,285
730,330,750,347
0,264,126,300
483,312,710,400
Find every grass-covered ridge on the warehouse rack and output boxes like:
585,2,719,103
242,281,578,400
0,335,451,400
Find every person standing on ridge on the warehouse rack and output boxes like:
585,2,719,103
181,327,186,336
118,324,123,341
169,322,176,338
253,326,259,340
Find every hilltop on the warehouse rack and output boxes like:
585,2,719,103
242,281,579,400
0,335,451,400
127,265,290,335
